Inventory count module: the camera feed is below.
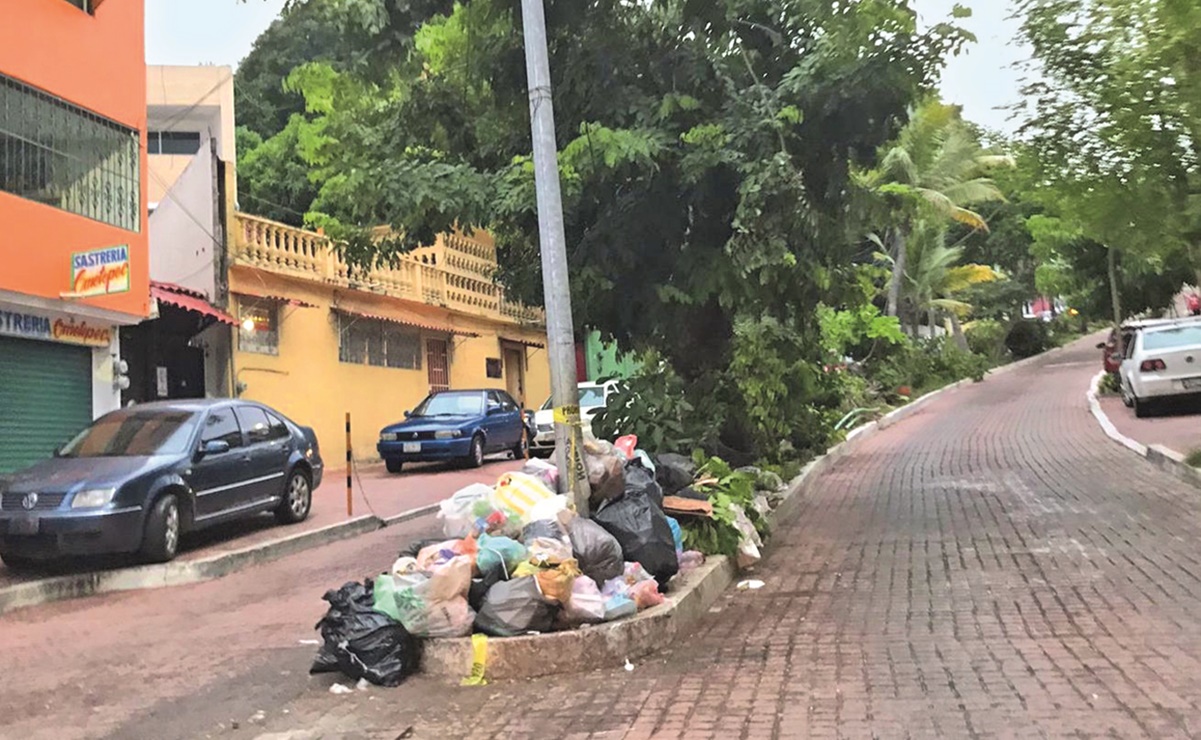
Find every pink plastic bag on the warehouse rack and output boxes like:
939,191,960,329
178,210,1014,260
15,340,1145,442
614,435,638,459
629,579,665,610
426,555,473,602
563,575,606,624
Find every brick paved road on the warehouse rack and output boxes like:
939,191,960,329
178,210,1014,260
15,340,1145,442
1099,392,1201,457
8,338,1201,739
232,338,1201,739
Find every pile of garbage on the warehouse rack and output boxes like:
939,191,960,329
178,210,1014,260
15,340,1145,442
309,435,709,687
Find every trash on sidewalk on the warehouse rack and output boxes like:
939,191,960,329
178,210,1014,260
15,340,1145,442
662,495,714,517
736,579,765,591
328,683,354,695
312,580,420,687
460,633,489,686
474,576,557,637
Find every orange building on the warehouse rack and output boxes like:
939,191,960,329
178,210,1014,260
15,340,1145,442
0,0,148,472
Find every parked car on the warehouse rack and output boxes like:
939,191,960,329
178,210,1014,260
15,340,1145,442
0,400,322,568
529,382,615,457
377,389,528,473
1119,318,1201,417
1098,327,1130,374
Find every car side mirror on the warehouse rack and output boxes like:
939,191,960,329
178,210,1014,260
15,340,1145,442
1096,342,1107,349
197,439,231,459
404,410,412,419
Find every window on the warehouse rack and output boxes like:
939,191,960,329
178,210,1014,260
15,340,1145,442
413,391,484,417
487,391,503,412
0,73,140,231
497,392,518,411
1143,326,1201,351
201,409,243,449
338,314,422,369
239,300,278,355
64,0,92,12
61,411,197,457
486,358,502,378
147,131,202,156
234,407,272,444
266,412,291,441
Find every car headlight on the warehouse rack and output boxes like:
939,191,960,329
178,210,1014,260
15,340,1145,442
71,488,117,509
380,433,398,442
434,430,462,439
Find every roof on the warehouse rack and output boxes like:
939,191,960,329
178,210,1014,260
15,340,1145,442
1122,316,1201,331
151,282,236,325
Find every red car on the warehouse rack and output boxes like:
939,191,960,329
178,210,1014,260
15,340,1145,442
1099,326,1136,373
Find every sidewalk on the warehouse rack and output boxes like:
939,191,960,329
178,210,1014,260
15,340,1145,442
0,455,523,588
1097,394,1201,458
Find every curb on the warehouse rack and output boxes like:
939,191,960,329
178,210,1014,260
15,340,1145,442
0,513,392,617
1086,371,1201,487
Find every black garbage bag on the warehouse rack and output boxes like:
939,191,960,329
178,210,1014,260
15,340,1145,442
468,562,506,612
568,516,624,585
312,580,420,687
594,489,679,588
625,458,663,509
655,453,695,496
310,644,340,674
522,518,567,542
474,577,557,637
398,537,447,559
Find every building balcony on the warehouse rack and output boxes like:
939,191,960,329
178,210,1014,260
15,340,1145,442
233,212,545,326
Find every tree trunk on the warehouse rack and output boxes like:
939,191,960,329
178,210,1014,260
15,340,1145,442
949,312,969,352
886,227,907,318
1108,246,1124,353
927,307,937,339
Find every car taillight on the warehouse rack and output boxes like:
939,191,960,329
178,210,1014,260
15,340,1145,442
1140,359,1167,372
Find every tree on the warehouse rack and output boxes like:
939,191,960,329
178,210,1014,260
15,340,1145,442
267,0,973,457
859,101,1010,319
1014,0,1201,324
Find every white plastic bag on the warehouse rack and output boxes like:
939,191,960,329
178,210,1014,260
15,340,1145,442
437,483,494,538
563,575,605,624
730,503,762,568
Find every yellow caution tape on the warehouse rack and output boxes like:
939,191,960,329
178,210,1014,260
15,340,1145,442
553,405,581,424
460,633,488,686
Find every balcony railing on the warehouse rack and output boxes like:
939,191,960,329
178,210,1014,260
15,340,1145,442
234,213,545,325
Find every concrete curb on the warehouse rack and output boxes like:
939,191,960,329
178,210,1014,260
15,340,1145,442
0,514,389,617
1086,371,1201,487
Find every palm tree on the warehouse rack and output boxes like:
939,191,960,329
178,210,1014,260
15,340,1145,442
900,221,999,348
860,101,1012,318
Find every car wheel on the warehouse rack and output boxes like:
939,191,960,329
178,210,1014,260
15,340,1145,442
1120,382,1134,408
141,493,181,563
276,469,312,524
511,428,529,460
0,553,39,571
385,458,403,474
468,434,485,468
1133,395,1153,418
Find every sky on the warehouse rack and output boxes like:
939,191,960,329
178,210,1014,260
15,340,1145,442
145,0,1026,133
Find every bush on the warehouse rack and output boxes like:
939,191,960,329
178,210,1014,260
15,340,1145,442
965,319,1010,362
867,338,992,399
1098,371,1122,395
1005,320,1052,359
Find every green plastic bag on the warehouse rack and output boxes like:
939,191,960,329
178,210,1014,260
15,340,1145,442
372,574,404,622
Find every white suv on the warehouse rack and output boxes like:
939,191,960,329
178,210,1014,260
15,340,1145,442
1120,318,1201,417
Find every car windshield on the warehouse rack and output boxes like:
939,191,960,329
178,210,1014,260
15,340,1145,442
540,386,607,411
1143,326,1201,351
60,410,198,457
413,392,484,417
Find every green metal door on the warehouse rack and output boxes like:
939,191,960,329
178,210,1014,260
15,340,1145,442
0,336,93,474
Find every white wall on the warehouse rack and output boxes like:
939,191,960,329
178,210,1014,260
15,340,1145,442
92,333,121,418
149,141,219,299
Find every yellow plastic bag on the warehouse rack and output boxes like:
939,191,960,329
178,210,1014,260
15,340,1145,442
492,472,555,519
535,559,581,605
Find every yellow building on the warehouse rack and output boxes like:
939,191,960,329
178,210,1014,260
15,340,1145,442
229,214,550,461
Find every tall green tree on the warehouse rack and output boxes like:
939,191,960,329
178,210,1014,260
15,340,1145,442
269,0,972,456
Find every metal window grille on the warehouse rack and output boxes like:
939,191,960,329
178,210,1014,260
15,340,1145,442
338,315,423,369
238,301,279,355
0,73,140,231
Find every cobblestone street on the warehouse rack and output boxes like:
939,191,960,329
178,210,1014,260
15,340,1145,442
234,339,1201,739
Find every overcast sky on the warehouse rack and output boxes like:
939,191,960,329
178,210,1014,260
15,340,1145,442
145,0,1026,133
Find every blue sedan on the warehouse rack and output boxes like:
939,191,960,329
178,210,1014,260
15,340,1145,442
0,400,322,568
378,389,529,473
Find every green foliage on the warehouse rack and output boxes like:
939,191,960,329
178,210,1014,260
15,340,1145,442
868,338,992,398
1004,320,1051,359
591,354,713,455
1185,449,1201,469
1098,371,1122,396
679,456,766,558
964,319,1010,362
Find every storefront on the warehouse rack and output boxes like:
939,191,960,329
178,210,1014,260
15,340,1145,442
0,305,119,474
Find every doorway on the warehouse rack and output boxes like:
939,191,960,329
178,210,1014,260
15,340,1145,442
504,346,525,405
427,338,450,392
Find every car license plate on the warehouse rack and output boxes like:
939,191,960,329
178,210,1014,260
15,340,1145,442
1184,377,1201,390
403,442,421,453
8,516,39,536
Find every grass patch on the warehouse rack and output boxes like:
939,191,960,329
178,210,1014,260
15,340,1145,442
1186,449,1201,468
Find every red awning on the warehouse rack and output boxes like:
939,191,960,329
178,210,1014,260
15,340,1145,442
334,308,479,337
232,289,318,308
151,282,236,325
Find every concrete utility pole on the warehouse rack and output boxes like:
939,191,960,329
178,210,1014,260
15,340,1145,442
519,0,592,514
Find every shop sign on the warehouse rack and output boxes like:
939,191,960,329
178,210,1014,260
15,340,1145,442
71,245,130,297
0,309,112,347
